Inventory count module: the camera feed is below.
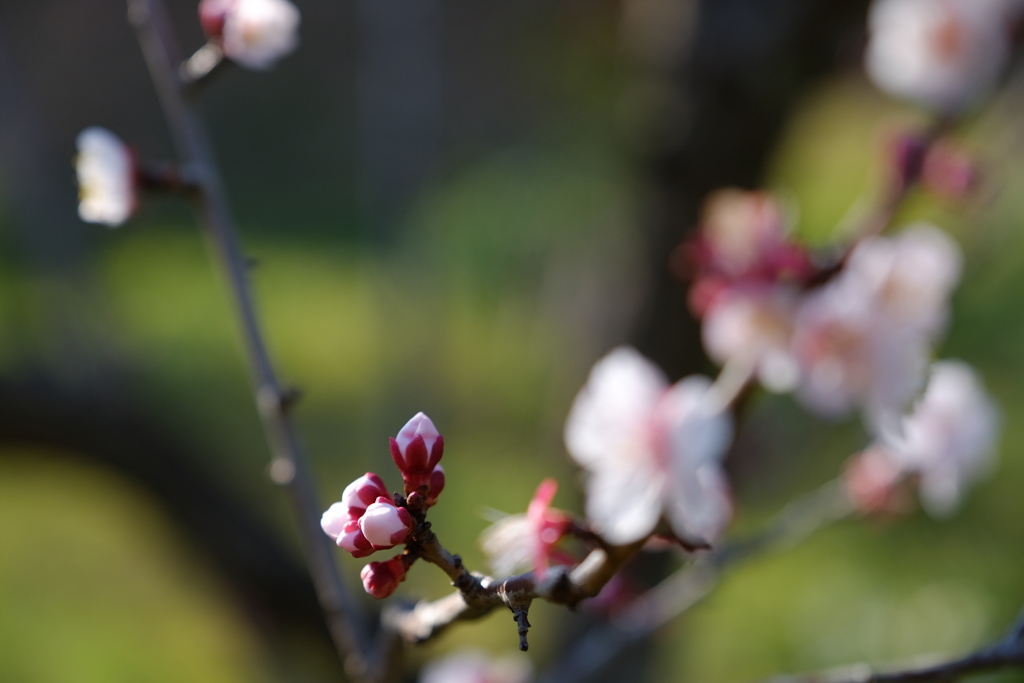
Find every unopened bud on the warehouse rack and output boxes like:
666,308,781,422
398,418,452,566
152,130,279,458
340,472,389,520
337,519,375,558
389,412,445,497
359,497,414,549
360,555,409,599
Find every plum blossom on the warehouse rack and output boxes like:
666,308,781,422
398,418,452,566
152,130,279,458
419,649,533,683
866,0,1014,111
882,360,1000,516
360,497,415,548
75,127,137,227
361,554,412,599
390,412,446,502
480,479,572,578
701,284,800,393
199,0,300,70
682,189,817,316
564,347,733,546
791,224,961,423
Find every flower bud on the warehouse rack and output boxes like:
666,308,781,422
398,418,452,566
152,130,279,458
359,497,414,549
389,412,445,496
360,555,409,599
337,519,375,558
424,465,445,507
320,502,351,542
340,472,389,520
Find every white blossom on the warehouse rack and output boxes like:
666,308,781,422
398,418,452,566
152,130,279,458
564,347,733,546
866,0,1013,111
201,0,300,71
884,360,999,516
702,285,800,393
75,127,136,227
791,225,961,425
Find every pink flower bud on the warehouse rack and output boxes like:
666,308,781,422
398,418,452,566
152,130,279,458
340,472,390,520
198,0,231,38
424,465,445,507
359,497,414,549
360,555,409,599
389,412,445,496
337,519,375,558
320,502,351,542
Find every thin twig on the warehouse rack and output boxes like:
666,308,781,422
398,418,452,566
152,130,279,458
763,605,1024,683
125,0,373,678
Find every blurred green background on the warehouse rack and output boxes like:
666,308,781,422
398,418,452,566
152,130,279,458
1,1,1023,682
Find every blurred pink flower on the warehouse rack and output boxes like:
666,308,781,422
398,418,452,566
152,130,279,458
866,0,1014,111
199,0,300,70
564,347,733,546
702,284,800,393
480,479,572,578
791,225,960,424
883,360,1000,515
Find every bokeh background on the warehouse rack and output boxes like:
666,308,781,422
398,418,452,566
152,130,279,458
1,0,1023,682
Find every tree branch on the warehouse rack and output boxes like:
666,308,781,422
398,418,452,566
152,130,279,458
763,607,1024,683
125,0,374,678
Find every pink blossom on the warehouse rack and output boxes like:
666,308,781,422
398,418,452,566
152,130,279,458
359,497,414,549
866,0,1014,111
75,127,137,227
682,190,816,315
564,347,733,546
882,360,1000,515
791,225,960,423
390,412,445,500
199,0,300,71
481,479,572,578
701,284,800,392
360,554,410,599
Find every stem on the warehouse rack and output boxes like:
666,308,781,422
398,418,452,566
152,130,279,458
125,0,372,677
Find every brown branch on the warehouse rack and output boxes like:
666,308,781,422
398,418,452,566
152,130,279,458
387,529,647,649
125,0,374,679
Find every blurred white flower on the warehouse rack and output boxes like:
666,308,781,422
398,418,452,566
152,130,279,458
885,360,999,516
702,284,800,393
866,0,1013,111
200,0,300,70
791,225,960,424
419,649,532,683
564,347,733,546
844,223,961,337
75,127,136,227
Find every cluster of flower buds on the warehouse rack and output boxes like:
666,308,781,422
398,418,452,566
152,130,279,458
198,0,300,70
321,473,414,557
321,413,446,598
